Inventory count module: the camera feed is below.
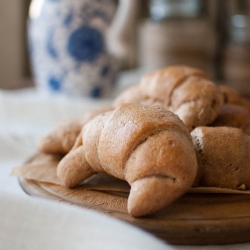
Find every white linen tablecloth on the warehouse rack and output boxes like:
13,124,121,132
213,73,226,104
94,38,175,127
0,192,172,250
1,88,250,250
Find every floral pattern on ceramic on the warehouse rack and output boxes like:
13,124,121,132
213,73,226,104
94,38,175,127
28,0,119,97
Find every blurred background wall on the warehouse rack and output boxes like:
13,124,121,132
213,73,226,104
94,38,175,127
1,0,250,95
0,0,31,89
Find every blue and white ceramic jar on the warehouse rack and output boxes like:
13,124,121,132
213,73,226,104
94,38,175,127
28,0,119,97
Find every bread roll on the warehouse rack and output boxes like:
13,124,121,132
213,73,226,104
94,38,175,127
212,104,250,129
37,107,113,154
219,85,250,111
191,126,250,190
57,104,197,217
114,66,224,131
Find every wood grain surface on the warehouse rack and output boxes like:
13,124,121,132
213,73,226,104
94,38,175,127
19,155,250,245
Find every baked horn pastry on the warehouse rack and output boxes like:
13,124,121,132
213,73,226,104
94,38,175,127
211,85,250,135
191,126,250,190
211,104,250,133
37,107,113,155
219,84,250,111
57,104,197,217
114,66,224,131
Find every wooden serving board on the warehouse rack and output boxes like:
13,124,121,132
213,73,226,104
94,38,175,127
19,156,250,245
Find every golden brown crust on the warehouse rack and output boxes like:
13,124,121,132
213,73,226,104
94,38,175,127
57,146,95,188
172,76,223,130
124,130,195,185
219,85,242,104
57,103,197,217
37,107,113,155
98,104,192,180
219,84,250,111
82,111,112,172
212,104,250,128
191,126,250,189
239,97,250,111
125,129,197,217
140,65,208,106
114,66,224,131
128,176,187,217
37,118,85,154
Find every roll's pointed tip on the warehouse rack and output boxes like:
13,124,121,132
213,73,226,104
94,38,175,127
127,175,189,217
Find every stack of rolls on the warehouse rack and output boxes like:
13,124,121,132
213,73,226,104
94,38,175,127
37,65,250,217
